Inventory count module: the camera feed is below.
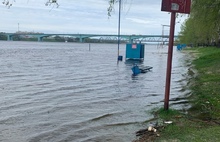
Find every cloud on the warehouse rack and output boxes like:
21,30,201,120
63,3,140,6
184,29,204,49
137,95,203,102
0,0,188,35
126,18,151,24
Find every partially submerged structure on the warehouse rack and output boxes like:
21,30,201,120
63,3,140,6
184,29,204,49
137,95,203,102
126,43,145,61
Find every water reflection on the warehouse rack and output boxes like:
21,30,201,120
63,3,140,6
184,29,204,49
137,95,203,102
124,59,144,66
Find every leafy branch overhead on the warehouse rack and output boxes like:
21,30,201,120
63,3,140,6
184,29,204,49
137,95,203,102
3,0,117,16
108,0,118,17
2,0,59,8
45,0,59,8
2,0,14,8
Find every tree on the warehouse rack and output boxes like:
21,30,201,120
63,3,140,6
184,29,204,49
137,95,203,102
179,0,220,46
54,35,64,42
0,34,7,40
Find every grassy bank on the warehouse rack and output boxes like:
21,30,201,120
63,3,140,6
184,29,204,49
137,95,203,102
156,47,220,141
134,47,220,142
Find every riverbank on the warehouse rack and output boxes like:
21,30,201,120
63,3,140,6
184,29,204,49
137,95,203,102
134,47,220,141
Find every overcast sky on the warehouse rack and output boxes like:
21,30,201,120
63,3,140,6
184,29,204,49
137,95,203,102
0,0,189,35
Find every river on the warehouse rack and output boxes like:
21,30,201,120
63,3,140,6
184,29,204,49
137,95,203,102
0,41,191,142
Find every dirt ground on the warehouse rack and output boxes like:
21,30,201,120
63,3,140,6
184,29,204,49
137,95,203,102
133,126,163,142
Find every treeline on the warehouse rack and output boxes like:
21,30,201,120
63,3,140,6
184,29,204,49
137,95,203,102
0,34,124,43
0,33,7,40
178,0,220,47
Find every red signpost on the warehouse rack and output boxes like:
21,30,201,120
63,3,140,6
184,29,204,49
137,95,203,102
161,0,191,14
161,0,191,110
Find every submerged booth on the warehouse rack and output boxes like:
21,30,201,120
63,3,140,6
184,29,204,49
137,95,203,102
125,43,145,61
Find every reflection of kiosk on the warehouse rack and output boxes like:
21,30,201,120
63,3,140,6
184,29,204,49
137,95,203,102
126,43,145,61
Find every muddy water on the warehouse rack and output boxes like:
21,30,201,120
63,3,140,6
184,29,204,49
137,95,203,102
0,41,190,142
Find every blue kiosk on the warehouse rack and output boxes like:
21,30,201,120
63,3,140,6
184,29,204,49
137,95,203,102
125,43,145,61
125,43,152,75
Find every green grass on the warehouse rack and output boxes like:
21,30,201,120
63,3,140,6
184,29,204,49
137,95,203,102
189,47,220,119
157,122,220,142
155,47,220,142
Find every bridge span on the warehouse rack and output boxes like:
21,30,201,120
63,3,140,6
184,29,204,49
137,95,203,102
0,33,178,43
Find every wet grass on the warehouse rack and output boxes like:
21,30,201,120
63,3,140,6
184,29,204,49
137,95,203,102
155,47,220,142
188,47,220,120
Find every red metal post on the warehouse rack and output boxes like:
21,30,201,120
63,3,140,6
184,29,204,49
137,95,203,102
164,12,176,110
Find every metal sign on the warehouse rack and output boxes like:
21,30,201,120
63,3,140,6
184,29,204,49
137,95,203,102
132,44,137,49
161,0,191,14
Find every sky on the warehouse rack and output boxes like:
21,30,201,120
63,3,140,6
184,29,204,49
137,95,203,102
0,0,189,35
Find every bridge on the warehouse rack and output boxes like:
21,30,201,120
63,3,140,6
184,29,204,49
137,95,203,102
0,33,178,43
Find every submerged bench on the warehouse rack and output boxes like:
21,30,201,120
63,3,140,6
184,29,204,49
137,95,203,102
131,64,153,75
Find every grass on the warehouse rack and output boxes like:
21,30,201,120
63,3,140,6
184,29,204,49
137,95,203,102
188,47,220,119
154,47,220,142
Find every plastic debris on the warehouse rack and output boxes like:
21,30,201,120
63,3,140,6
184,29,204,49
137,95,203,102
164,121,173,124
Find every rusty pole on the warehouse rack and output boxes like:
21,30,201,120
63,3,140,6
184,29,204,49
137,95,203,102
164,12,176,110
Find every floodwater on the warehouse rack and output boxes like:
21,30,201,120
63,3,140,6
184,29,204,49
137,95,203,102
0,41,191,142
